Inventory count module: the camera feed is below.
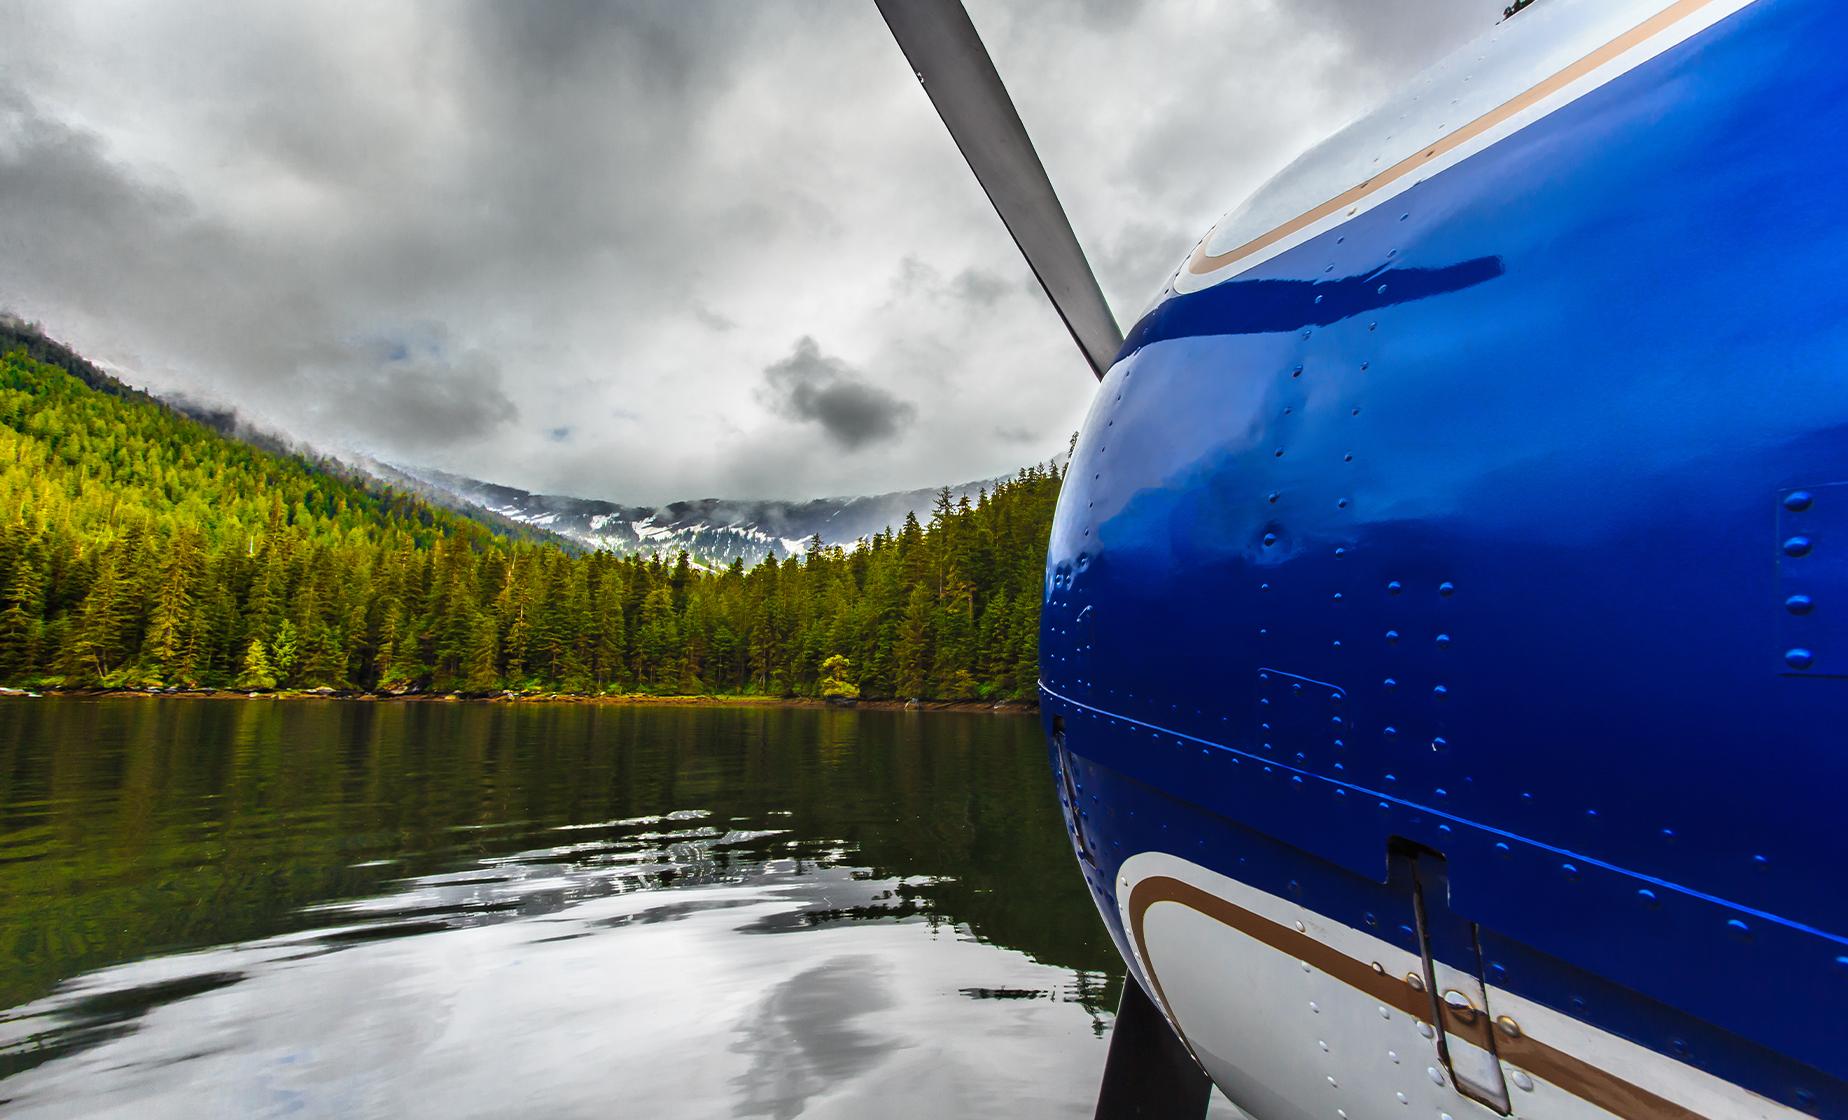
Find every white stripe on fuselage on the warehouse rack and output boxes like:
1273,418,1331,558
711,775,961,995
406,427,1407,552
1172,0,1759,294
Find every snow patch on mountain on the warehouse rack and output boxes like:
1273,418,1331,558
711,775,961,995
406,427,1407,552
384,464,1027,567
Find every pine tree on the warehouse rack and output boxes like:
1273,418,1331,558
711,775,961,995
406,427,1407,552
268,619,300,685
463,608,501,693
895,583,933,699
237,637,278,690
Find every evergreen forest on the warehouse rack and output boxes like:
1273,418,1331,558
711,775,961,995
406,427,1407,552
0,342,1059,701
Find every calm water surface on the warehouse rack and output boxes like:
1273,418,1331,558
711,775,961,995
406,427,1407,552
0,697,1170,1118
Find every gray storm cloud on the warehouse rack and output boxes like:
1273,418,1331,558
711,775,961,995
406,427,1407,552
762,337,916,450
0,0,1502,501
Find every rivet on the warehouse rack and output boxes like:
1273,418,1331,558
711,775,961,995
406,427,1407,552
1435,633,1451,648
1389,1049,1400,1064
1327,1076,1339,1088
1385,629,1400,643
1396,1091,1408,1105
1637,888,1659,908
1264,533,1278,547
1783,535,1813,557
1383,677,1398,689
1269,491,1280,503
1379,1005,1392,1019
1784,490,1813,511
1438,581,1455,596
1319,1039,1330,1052
1786,594,1814,614
1371,961,1385,974
1405,973,1424,992
1292,365,1304,378
1785,648,1814,669
1427,1066,1446,1086
1310,1000,1321,1013
1295,920,1307,932
1727,917,1751,939
1497,1015,1522,1038
1418,1022,1436,1039
1387,580,1402,594
1511,1070,1535,1092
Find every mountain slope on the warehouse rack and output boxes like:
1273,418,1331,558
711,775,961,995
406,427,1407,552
0,333,1061,699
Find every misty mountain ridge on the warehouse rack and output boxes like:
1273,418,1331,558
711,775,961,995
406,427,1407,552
387,463,1041,568
1,316,1058,568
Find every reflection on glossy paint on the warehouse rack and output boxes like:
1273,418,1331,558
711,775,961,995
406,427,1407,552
1118,257,1505,357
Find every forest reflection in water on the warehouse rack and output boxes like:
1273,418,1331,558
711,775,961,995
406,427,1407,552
0,698,1143,1118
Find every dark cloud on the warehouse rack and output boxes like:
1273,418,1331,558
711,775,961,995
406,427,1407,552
300,329,518,453
761,337,916,450
692,302,737,332
951,268,1011,306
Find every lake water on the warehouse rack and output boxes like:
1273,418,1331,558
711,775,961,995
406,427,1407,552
0,698,1168,1118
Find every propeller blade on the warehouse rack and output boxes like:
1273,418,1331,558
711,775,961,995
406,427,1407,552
876,0,1123,380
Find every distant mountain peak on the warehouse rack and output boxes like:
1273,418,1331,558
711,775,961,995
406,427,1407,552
386,463,1025,566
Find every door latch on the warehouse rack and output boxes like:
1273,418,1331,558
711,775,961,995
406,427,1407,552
1396,845,1512,1114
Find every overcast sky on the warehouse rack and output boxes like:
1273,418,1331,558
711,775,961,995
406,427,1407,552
0,0,1501,502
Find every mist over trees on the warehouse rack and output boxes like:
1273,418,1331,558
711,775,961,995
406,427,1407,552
0,346,1058,700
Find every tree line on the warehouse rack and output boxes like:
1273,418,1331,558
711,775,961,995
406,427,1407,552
0,345,1058,700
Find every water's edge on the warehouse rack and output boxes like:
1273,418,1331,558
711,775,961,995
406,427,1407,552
0,689,1038,713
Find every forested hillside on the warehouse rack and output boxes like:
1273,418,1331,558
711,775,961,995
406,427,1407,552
0,345,1057,699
